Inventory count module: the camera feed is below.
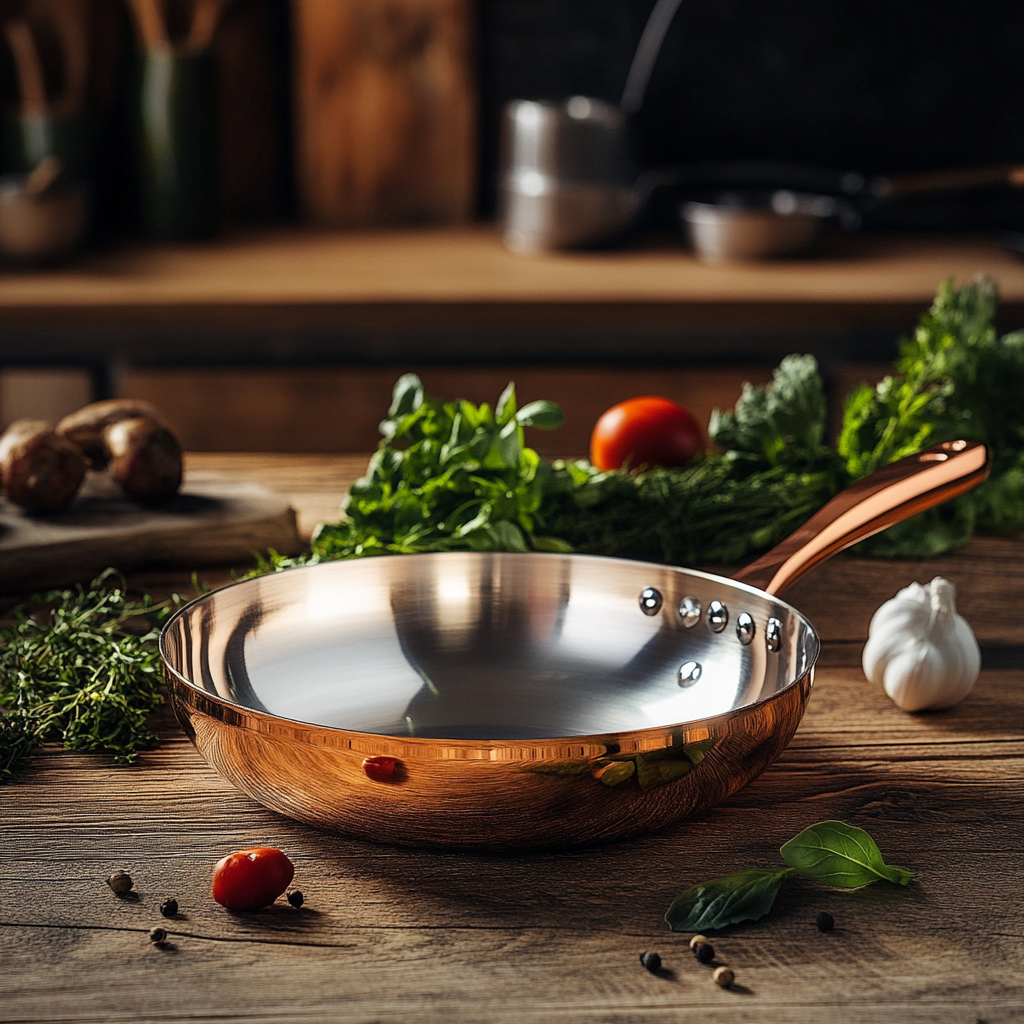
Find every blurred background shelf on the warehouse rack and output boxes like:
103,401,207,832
2,226,1023,453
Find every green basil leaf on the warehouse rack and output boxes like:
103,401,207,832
389,373,424,419
780,821,915,887
496,382,517,425
516,400,565,430
665,868,792,932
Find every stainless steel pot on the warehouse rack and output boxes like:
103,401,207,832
161,439,987,849
499,97,640,253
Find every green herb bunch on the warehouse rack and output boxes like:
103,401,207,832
539,355,845,565
256,277,1021,576
840,275,1024,556
309,374,570,560
0,569,175,780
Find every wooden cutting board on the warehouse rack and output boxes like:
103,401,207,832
0,469,301,590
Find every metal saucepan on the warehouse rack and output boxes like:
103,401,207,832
679,163,1024,262
161,439,987,849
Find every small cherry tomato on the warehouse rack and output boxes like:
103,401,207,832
590,396,704,471
212,847,294,911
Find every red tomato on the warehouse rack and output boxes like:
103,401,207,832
212,847,294,911
590,397,704,471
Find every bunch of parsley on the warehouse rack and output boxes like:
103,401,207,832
839,275,1024,557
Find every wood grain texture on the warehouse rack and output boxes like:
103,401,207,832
2,229,1023,310
0,468,300,588
1,669,1021,1023
119,364,774,456
292,0,476,226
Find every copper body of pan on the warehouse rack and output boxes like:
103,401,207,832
160,439,988,849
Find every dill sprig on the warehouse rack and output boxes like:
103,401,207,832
0,569,179,781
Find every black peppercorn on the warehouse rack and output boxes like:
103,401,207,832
148,927,167,944
816,911,835,932
694,941,715,964
159,899,178,918
287,890,304,908
639,951,662,973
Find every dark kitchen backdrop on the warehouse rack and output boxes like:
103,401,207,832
479,0,1024,228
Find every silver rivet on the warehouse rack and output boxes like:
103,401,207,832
678,661,702,687
678,596,701,627
706,600,728,632
639,587,663,616
766,617,782,652
736,612,755,645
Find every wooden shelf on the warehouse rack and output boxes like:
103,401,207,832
4,225,1024,306
2,227,1023,368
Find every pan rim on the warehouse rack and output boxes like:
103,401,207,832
160,551,819,758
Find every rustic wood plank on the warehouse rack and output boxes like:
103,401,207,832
292,0,476,226
2,664,1021,1022
0,469,300,589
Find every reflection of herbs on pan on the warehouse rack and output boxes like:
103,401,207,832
0,570,181,780
665,820,914,932
255,276,1022,576
522,739,714,790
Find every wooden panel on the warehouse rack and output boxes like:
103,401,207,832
119,364,772,455
292,0,476,225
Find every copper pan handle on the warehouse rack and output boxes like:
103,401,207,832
730,439,989,596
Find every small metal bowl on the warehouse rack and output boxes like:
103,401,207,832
681,190,839,263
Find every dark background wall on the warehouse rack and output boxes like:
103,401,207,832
479,0,1024,223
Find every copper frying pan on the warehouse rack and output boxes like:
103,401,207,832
160,439,987,849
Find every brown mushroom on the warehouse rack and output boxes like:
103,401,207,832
104,416,182,501
56,399,166,469
0,419,87,513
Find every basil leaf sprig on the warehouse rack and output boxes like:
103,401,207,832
665,820,914,932
780,820,915,887
665,868,793,933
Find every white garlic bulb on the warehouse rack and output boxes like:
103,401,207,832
862,576,980,712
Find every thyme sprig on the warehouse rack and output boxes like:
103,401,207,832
0,569,179,780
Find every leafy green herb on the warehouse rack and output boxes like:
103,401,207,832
252,277,1020,578
0,569,177,779
665,820,914,932
780,820,914,887
840,275,1024,556
307,375,569,561
665,868,793,932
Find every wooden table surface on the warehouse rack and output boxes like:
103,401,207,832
2,454,1022,1024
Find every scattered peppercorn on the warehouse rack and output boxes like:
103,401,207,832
159,899,178,918
287,890,304,908
694,942,715,964
148,927,167,944
689,934,709,949
816,911,835,932
639,951,662,973
106,870,133,894
713,966,734,988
